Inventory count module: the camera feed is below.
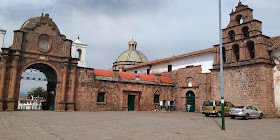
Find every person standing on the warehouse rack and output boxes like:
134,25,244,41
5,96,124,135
187,104,192,112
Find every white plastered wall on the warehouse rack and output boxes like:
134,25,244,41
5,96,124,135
272,49,280,116
71,42,88,67
127,53,214,74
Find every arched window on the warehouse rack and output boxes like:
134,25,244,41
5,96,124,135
236,14,243,24
232,44,240,61
228,30,235,41
246,41,255,59
242,26,249,38
77,49,82,60
188,80,193,87
186,78,194,87
222,47,226,63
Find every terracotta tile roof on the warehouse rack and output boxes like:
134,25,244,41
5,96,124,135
124,47,214,70
94,69,113,77
161,76,172,83
119,71,156,82
93,69,172,83
270,36,280,50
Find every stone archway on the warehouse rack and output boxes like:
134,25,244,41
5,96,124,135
0,14,79,111
17,63,58,111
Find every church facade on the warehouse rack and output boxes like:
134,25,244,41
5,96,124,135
0,2,279,117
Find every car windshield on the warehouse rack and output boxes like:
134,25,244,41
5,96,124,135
234,106,244,108
203,101,213,106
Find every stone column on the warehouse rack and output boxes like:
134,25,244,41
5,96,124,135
7,55,20,111
58,63,68,111
67,63,77,111
0,55,8,111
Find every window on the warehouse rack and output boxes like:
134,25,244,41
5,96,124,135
247,41,255,59
215,102,221,106
168,65,172,72
154,95,159,103
228,30,235,41
188,80,192,87
134,71,137,73
147,69,150,74
222,47,226,63
97,92,105,102
236,14,243,24
242,26,249,38
77,49,82,60
232,44,240,61
228,102,234,107
203,101,213,106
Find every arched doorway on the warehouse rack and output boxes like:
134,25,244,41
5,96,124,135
18,63,57,111
186,91,195,112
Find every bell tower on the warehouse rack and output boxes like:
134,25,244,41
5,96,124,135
213,1,272,68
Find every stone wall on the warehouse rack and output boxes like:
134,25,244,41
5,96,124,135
161,65,212,112
212,63,275,115
75,68,173,111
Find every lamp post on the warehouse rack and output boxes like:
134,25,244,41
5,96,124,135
0,28,6,49
218,0,225,130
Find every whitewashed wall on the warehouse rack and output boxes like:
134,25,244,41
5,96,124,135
272,49,280,116
71,41,88,67
127,53,214,74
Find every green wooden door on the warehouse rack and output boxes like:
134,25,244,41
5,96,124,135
128,95,135,111
48,82,57,111
186,91,195,112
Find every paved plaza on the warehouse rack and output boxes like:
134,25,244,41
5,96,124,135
0,111,279,140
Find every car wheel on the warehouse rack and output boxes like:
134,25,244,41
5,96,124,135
258,113,263,119
205,114,209,117
231,116,235,119
218,112,222,117
244,113,249,120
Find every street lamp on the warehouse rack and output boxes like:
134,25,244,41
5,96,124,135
218,0,225,130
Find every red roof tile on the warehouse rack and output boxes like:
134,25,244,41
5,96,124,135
119,72,156,82
93,69,172,84
161,76,172,83
93,69,113,77
124,47,214,70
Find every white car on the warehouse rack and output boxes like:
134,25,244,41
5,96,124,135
229,106,263,120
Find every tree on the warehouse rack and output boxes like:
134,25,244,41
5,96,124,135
27,87,47,99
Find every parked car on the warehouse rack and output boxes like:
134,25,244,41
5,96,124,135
229,106,263,120
202,100,234,117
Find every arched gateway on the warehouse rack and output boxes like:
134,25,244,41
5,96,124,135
0,13,78,111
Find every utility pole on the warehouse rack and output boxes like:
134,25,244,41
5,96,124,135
218,0,225,130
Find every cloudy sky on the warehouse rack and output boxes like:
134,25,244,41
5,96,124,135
1,0,280,94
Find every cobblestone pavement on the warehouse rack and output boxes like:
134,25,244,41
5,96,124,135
0,111,279,140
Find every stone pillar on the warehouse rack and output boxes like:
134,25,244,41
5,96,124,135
67,63,77,111
155,74,161,84
58,63,68,111
7,55,20,111
113,70,119,81
0,55,8,111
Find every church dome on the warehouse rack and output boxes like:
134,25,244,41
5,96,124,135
116,50,148,63
115,39,148,63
